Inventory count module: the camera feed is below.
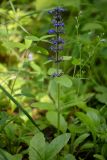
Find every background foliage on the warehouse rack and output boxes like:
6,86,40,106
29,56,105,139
0,0,107,160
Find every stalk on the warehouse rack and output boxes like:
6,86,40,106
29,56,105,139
56,15,60,135
48,6,65,135
57,83,60,135
48,6,65,160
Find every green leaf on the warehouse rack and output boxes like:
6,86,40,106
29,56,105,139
93,154,105,160
72,58,81,65
101,144,107,158
48,68,56,75
0,149,22,160
2,41,25,51
55,75,72,88
12,155,22,160
64,154,76,160
30,61,42,74
48,80,58,101
86,109,100,127
73,133,90,151
76,112,96,141
95,86,107,104
82,23,103,31
46,133,71,160
26,36,40,41
69,124,81,134
29,132,45,160
0,84,40,131
46,111,67,132
63,56,72,61
96,93,107,104
35,46,49,55
48,68,62,75
25,38,32,49
99,47,107,59
44,60,53,65
80,142,94,150
4,123,17,140
39,35,54,41
26,35,53,43
31,102,55,110
0,149,9,160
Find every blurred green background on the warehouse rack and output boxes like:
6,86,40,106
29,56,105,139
0,0,107,160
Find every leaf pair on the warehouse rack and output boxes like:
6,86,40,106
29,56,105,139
29,132,71,160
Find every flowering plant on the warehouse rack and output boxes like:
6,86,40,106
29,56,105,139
48,7,65,77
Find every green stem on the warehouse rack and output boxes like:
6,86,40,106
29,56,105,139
0,84,41,132
57,83,60,135
9,0,16,14
8,71,19,108
55,8,60,136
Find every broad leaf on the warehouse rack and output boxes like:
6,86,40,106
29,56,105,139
64,154,76,160
48,68,62,75
30,61,42,74
0,149,22,160
25,38,32,49
63,56,72,61
35,46,49,55
93,154,105,160
55,75,72,88
31,102,55,110
2,41,25,51
39,35,54,41
26,36,39,41
46,111,67,132
29,132,45,160
46,133,71,160
95,85,107,104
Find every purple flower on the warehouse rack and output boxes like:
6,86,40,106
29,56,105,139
48,10,54,14
28,53,33,61
54,22,64,27
48,6,65,77
50,45,63,52
50,37,64,45
55,7,65,13
48,29,56,34
52,19,64,27
48,7,65,15
51,72,63,78
58,37,64,44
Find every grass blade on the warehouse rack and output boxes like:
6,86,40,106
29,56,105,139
0,84,41,131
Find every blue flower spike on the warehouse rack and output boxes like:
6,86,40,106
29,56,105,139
48,7,65,78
